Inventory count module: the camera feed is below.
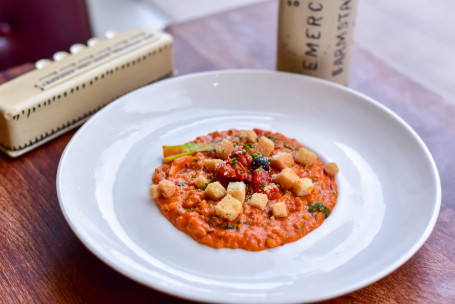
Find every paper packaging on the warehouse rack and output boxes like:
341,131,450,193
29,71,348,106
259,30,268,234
277,0,358,85
0,27,173,157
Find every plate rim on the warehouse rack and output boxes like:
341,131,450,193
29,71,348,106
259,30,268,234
57,69,442,303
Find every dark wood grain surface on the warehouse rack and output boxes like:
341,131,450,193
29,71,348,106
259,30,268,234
1,1,454,303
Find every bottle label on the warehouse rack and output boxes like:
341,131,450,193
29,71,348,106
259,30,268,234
277,0,358,85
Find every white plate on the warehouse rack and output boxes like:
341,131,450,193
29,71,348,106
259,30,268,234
57,70,441,303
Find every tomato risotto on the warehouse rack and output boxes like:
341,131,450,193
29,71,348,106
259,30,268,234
149,129,338,251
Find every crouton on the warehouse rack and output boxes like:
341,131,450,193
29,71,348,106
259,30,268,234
203,159,223,171
149,184,161,199
271,202,288,217
295,147,317,166
324,162,339,177
216,140,234,160
249,193,268,210
256,136,274,157
158,180,177,198
194,175,209,189
292,178,314,196
241,130,257,143
215,194,243,221
204,181,226,200
272,168,299,189
227,181,246,202
270,152,294,170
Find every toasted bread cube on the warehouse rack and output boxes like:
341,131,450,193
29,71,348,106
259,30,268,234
194,175,209,189
241,130,257,143
295,147,317,166
324,162,339,177
271,153,294,170
256,136,274,157
216,140,234,160
272,168,299,189
204,181,226,200
227,181,246,202
158,180,177,198
203,159,223,171
215,194,243,221
292,178,314,196
249,193,268,210
271,202,288,218
149,184,161,199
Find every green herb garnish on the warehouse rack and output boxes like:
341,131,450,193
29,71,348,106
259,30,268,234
244,143,253,150
261,183,267,188
232,157,238,164
308,203,331,218
251,152,261,158
224,223,236,230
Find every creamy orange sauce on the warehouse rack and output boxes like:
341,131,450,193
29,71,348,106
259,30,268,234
151,129,338,251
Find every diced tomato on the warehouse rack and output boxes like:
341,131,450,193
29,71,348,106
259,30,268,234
214,158,249,186
253,128,265,137
252,168,269,186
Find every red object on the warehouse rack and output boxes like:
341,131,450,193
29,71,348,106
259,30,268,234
0,0,92,70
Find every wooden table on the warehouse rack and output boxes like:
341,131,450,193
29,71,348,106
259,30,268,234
1,1,454,303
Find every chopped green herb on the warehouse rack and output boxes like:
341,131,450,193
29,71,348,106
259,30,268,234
247,169,251,174
232,157,238,164
237,220,241,224
261,183,267,188
236,226,240,230
243,143,253,150
285,190,288,193
178,182,185,186
308,203,331,218
191,176,195,179
224,223,236,230
259,165,263,169
240,171,244,174
268,158,272,163
233,143,238,147
198,189,203,192
194,158,199,162
202,182,210,190
276,184,280,188
242,150,247,155
235,165,239,170
222,149,226,153
242,161,246,165
255,168,260,173
251,152,261,158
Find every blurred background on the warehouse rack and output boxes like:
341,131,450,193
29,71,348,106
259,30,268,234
0,0,453,103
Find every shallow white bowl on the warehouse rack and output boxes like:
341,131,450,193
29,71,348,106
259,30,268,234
57,70,441,303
